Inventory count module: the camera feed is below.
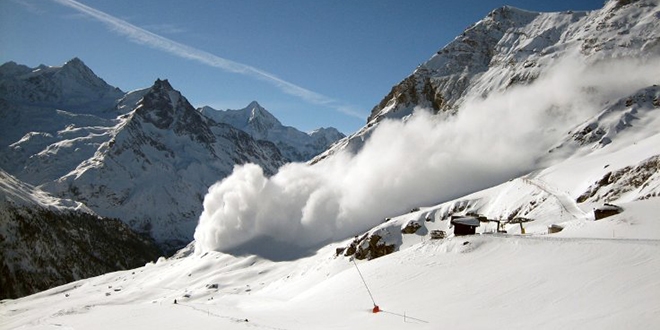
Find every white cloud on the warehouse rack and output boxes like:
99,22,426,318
193,54,660,259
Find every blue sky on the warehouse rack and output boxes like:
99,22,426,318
1,0,605,134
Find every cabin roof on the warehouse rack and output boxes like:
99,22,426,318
451,217,481,227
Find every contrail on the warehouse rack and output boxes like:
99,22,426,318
51,0,366,120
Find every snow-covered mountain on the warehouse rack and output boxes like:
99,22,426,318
0,58,323,251
200,102,345,162
0,57,123,115
39,79,287,251
0,59,124,184
0,169,161,299
313,0,660,162
195,0,660,260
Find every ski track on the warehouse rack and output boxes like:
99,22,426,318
522,176,589,219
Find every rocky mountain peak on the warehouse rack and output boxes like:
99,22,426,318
246,101,280,132
152,78,174,92
486,5,540,24
58,57,113,89
133,79,214,145
62,57,85,69
310,127,344,141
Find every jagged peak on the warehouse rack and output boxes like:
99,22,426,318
142,78,182,107
246,100,262,108
481,5,541,27
64,57,84,66
152,78,174,91
234,101,278,125
487,5,539,17
139,78,188,111
61,57,94,74
0,60,20,69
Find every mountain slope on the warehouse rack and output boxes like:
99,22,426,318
193,0,660,260
200,102,344,162
2,154,659,327
41,79,287,251
0,58,123,114
0,58,124,185
0,169,161,299
314,0,660,162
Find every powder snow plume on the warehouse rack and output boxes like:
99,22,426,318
194,55,660,259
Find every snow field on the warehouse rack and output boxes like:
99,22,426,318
3,198,659,330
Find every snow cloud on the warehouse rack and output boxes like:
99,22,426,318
194,54,660,259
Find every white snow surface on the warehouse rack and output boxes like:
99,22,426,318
2,193,659,329
0,169,92,213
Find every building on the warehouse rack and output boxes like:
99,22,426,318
451,216,481,236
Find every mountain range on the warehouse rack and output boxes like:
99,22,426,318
1,1,660,327
0,59,344,252
200,102,344,162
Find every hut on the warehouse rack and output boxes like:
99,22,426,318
451,217,480,236
594,203,623,220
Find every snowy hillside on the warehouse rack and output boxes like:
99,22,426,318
200,102,345,162
0,169,160,299
40,79,287,251
0,58,122,185
2,142,659,327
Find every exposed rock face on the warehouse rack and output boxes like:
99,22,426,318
430,230,447,239
577,155,660,203
0,203,161,299
564,86,660,150
593,203,624,220
340,232,396,260
401,220,422,234
0,169,162,299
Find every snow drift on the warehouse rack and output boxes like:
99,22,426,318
194,55,660,257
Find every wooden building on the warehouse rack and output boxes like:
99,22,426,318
451,216,481,236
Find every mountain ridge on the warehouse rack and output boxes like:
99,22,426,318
313,0,659,163
200,102,345,162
